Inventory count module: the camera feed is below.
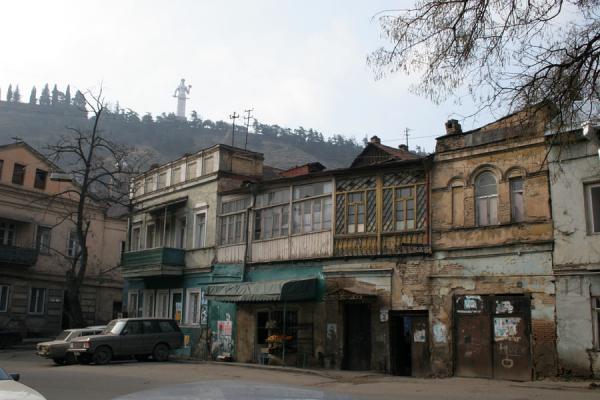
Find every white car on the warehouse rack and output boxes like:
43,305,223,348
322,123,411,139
0,368,46,400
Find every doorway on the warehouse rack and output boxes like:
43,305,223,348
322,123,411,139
343,303,371,370
389,311,430,377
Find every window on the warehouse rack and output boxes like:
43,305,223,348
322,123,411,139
28,288,46,314
510,178,525,222
256,188,290,208
158,320,177,332
127,290,143,318
142,320,161,334
194,212,206,248
0,285,9,312
143,290,155,317
186,289,202,325
171,290,183,324
171,167,182,185
394,186,415,231
0,222,16,246
130,226,141,251
12,163,25,185
475,172,498,226
186,161,197,180
219,198,249,245
347,192,365,233
586,183,600,234
146,224,155,249
156,290,170,318
176,217,187,249
36,226,51,254
67,231,80,257
157,171,167,189
203,156,214,174
594,297,600,349
254,189,290,241
34,169,47,190
124,320,143,335
451,184,464,227
144,175,155,193
291,182,333,234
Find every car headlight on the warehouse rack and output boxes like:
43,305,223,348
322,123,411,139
82,341,91,349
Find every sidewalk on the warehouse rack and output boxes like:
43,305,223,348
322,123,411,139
173,357,600,392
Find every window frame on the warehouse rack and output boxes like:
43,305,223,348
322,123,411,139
185,288,203,326
169,289,184,324
0,285,9,313
12,163,25,185
585,182,600,235
28,287,46,315
253,188,291,241
130,225,142,251
143,289,156,318
127,290,143,318
475,171,499,227
345,191,366,234
510,177,525,223
145,223,156,249
193,211,207,248
66,230,80,258
155,289,170,318
593,297,600,349
392,184,417,232
144,175,155,194
34,169,48,190
36,226,51,254
0,222,16,246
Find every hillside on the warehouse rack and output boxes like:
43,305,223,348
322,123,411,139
0,101,363,170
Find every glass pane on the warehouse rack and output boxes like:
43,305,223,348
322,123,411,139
512,191,524,222
510,178,523,192
477,198,489,226
476,172,497,196
489,196,498,224
313,199,322,231
323,197,332,229
281,205,289,234
303,201,312,233
591,186,600,233
292,203,302,234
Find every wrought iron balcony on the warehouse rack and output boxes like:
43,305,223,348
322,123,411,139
0,245,38,266
121,247,185,278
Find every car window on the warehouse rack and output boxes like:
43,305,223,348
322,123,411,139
158,321,175,332
80,331,94,336
125,321,143,335
0,369,10,381
103,320,126,335
142,320,160,334
56,330,71,341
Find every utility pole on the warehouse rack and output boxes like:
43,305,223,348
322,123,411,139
404,127,412,148
243,108,254,150
229,112,240,147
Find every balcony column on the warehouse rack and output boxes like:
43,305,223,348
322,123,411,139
162,207,168,247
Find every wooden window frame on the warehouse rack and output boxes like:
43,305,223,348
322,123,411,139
292,195,332,235
510,177,525,223
193,211,207,248
34,169,48,190
28,287,46,315
185,288,203,326
585,182,600,234
391,184,417,232
345,190,366,234
475,172,499,226
12,163,25,185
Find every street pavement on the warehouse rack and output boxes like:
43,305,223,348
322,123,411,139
1,349,599,400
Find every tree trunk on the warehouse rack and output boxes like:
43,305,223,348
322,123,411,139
65,277,86,328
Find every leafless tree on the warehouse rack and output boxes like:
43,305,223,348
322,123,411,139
45,90,151,327
368,0,600,125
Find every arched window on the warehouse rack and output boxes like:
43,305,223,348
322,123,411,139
475,171,498,226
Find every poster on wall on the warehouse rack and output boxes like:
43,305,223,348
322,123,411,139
175,302,182,323
218,319,232,336
494,317,521,341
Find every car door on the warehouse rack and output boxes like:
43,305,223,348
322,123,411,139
119,320,145,356
141,320,162,354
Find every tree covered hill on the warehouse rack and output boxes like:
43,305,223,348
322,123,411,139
0,91,363,169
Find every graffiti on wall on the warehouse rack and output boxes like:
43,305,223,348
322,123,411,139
212,313,233,357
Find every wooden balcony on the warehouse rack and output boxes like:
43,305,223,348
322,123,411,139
333,231,430,257
121,247,185,278
0,245,38,266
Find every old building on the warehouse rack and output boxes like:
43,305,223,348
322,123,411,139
424,109,557,380
121,144,265,357
548,118,600,377
208,136,431,373
0,141,125,337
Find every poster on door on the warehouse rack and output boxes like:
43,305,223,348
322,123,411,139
175,301,182,323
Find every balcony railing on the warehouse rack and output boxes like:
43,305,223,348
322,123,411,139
0,245,38,266
333,231,430,257
121,247,185,278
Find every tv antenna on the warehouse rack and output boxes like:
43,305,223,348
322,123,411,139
404,127,412,147
243,108,254,150
229,112,240,147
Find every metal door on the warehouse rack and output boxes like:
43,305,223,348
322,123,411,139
492,296,531,381
343,303,371,370
411,315,430,377
454,295,493,378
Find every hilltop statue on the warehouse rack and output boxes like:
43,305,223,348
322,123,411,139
173,78,191,120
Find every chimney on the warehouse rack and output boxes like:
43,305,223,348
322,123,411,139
445,119,462,135
398,144,408,151
370,135,381,144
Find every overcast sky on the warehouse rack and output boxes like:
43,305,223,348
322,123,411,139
1,0,496,152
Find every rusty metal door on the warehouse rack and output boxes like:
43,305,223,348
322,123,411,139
410,315,430,377
343,303,371,370
492,296,531,381
454,295,493,378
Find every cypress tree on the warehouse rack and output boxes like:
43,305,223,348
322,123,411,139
29,86,37,104
6,84,13,102
73,90,86,109
65,85,71,105
39,84,51,106
51,84,59,106
13,85,20,102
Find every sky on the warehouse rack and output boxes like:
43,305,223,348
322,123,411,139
1,0,496,153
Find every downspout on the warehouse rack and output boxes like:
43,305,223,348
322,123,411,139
242,184,258,283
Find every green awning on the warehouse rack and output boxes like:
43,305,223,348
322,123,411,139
205,278,318,303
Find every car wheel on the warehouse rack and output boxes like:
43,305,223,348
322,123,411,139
52,358,66,365
152,343,170,362
78,354,92,365
135,355,149,362
92,346,112,365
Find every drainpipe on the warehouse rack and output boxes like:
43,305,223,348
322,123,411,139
242,185,258,283
282,301,287,366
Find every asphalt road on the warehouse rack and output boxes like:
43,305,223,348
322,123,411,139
1,349,599,400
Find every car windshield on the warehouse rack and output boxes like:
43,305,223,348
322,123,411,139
102,320,126,335
55,330,71,341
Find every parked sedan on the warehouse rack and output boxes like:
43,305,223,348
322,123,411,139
68,318,183,365
36,327,105,365
0,368,46,400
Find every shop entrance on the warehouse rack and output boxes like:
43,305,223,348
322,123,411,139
389,311,430,376
343,303,371,370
